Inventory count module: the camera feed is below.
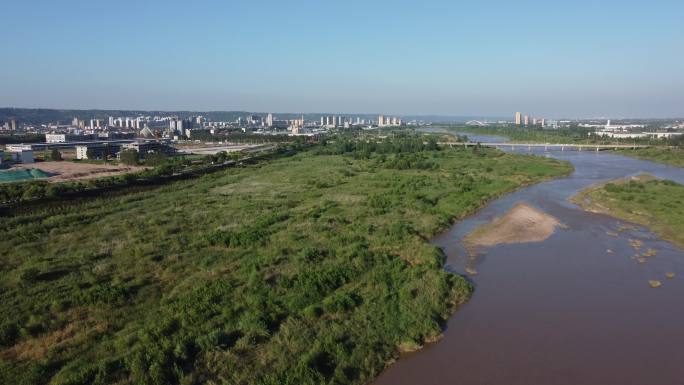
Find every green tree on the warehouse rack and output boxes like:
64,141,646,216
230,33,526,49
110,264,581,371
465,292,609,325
145,152,167,166
49,149,62,161
119,149,139,166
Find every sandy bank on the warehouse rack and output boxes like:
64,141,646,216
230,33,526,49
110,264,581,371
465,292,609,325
464,202,562,250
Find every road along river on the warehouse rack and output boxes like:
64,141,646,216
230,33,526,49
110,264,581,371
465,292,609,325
374,134,684,385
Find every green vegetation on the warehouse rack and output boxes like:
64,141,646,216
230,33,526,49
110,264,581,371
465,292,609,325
613,148,684,169
572,176,684,248
119,149,139,166
451,125,682,146
48,149,63,161
188,130,293,144
0,133,45,144
0,147,274,205
452,125,594,144
0,138,572,385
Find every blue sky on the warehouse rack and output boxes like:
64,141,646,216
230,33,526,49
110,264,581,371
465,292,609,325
1,0,683,118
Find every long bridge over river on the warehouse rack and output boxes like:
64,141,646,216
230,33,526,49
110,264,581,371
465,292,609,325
439,142,653,152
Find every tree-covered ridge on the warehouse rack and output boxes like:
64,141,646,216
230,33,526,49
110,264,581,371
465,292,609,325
0,142,572,385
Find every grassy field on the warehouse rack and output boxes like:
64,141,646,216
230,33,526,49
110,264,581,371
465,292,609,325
0,143,572,385
612,148,684,169
571,175,684,248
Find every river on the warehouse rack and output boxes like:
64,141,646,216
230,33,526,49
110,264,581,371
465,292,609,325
375,130,684,385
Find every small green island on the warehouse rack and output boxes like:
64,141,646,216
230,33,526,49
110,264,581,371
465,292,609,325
0,137,573,385
572,175,684,249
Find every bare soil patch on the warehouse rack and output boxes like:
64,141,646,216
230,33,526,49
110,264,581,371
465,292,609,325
464,202,562,250
11,161,144,182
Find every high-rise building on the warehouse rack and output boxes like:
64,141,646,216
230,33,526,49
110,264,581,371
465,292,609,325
9,118,17,131
524,115,529,126
320,117,325,126
378,115,385,126
108,117,115,127
515,112,522,125
266,113,274,127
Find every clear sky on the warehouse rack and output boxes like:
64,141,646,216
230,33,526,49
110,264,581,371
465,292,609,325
1,0,683,118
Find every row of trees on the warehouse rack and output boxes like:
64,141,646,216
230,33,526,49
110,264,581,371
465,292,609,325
316,134,440,157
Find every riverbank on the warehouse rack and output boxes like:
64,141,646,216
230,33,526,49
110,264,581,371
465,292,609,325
571,174,684,249
612,148,684,169
373,146,684,385
0,141,572,385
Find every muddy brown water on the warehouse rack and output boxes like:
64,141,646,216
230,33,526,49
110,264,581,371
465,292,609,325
374,141,684,385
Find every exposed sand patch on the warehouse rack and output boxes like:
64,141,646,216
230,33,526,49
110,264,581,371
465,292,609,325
464,203,562,250
11,161,144,182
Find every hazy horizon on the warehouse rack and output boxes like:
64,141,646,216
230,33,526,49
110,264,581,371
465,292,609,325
2,0,683,118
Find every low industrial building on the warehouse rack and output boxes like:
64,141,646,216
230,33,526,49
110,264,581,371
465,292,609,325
6,139,136,152
46,133,91,143
75,143,123,160
118,140,175,159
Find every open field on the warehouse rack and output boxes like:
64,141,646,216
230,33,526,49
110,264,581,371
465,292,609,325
0,142,572,385
9,162,145,182
571,175,684,249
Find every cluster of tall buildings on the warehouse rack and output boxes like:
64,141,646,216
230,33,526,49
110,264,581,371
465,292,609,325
0,118,18,131
377,115,403,127
514,112,546,128
320,116,351,127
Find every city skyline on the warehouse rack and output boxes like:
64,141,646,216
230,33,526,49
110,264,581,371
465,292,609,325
2,0,683,117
